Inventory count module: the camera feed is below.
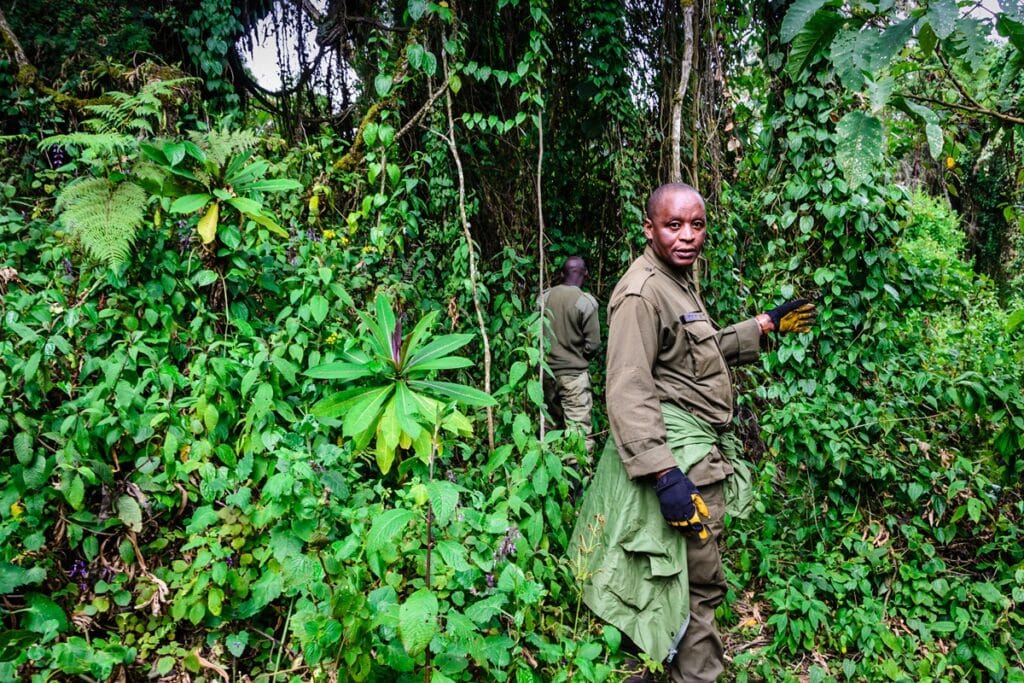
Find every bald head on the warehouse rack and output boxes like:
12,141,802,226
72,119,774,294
561,256,587,287
646,182,704,219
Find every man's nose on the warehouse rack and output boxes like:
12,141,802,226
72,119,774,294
679,225,695,240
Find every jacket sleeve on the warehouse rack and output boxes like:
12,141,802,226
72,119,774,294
581,296,601,360
606,295,678,479
716,317,762,367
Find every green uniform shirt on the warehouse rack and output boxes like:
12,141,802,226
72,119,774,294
543,284,600,376
606,247,762,480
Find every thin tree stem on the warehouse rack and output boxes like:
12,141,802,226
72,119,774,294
442,47,495,450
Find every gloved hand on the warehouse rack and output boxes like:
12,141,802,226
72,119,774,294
765,298,816,334
655,468,710,540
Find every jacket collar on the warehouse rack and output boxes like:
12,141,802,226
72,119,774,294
642,245,695,291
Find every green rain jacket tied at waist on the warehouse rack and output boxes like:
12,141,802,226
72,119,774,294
568,403,754,663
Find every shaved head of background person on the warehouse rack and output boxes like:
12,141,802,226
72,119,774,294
542,255,601,460
569,183,816,682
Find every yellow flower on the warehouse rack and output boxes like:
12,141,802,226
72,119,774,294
10,501,24,519
323,229,336,240
945,156,955,170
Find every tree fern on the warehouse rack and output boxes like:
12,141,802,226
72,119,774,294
54,177,147,265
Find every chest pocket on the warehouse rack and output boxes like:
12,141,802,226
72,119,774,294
681,318,721,378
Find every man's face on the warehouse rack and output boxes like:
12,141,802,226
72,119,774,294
643,188,707,270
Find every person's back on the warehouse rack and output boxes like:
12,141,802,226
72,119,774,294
544,283,599,375
542,256,601,459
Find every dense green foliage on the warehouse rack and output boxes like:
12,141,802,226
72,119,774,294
1,0,1022,681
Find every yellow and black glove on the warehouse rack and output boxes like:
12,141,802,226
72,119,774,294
766,298,816,334
655,468,710,540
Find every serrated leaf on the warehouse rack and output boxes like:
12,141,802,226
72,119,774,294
398,589,438,657
117,495,143,532
65,474,85,510
425,480,460,526
927,0,958,39
872,17,915,69
781,0,833,43
14,432,32,465
835,110,883,188
366,508,416,555
435,540,472,571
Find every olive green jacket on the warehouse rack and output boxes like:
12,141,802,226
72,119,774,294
568,403,753,664
543,284,601,376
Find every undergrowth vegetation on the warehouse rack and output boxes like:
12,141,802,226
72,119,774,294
1,0,1023,681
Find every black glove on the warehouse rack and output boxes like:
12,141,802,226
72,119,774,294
765,298,816,334
655,468,710,540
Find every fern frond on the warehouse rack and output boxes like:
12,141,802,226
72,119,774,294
39,132,137,159
55,177,148,266
190,128,260,169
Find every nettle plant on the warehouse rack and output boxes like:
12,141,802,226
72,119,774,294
306,293,495,474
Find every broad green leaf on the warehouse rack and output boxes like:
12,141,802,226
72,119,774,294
401,310,439,361
375,398,402,473
405,333,474,373
394,382,423,437
226,631,249,658
240,178,302,193
436,539,472,571
305,362,376,383
398,589,438,657
116,495,142,532
194,269,219,287
197,201,219,244
248,212,290,238
310,295,329,325
997,14,1024,54
787,12,844,79
311,385,385,420
170,193,212,214
226,196,263,216
342,384,394,439
975,643,1009,673
357,308,393,362
871,17,915,70
0,563,46,593
407,356,474,372
65,474,85,510
409,379,497,407
208,587,224,616
781,0,833,43
829,29,867,90
374,74,393,97
926,0,958,39
25,593,68,635
374,293,397,357
407,42,426,71
834,110,883,188
366,508,416,555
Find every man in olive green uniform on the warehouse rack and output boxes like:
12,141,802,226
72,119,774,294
543,256,601,457
593,183,815,681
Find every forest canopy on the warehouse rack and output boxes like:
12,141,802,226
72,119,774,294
1,0,1023,681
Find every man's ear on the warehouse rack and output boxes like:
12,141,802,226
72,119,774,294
643,218,653,241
